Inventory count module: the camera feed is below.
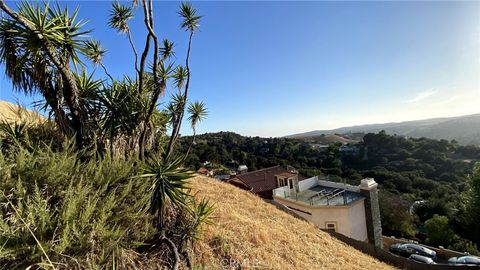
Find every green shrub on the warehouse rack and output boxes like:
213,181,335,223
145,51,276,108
0,142,155,269
0,140,214,269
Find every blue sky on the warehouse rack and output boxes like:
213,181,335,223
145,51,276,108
0,1,479,137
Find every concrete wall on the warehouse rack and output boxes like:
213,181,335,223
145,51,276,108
298,176,318,191
317,179,360,192
273,185,290,197
274,196,368,242
348,198,368,242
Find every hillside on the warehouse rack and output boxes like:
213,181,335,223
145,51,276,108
189,175,394,270
287,114,480,145
298,134,356,144
0,100,42,122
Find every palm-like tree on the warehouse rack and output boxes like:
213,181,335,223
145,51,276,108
83,39,113,81
172,65,188,93
178,2,202,33
99,77,147,156
160,39,175,60
108,1,138,72
165,3,201,160
0,1,92,148
185,101,207,158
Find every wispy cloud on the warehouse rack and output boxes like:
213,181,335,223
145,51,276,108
428,95,461,108
408,89,437,103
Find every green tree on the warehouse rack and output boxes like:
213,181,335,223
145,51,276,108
463,163,480,244
425,215,456,246
379,191,415,238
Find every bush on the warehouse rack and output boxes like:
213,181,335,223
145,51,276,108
448,238,480,256
0,142,156,268
0,141,213,269
379,191,415,238
424,215,456,246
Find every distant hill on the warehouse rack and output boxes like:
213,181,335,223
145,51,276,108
287,114,480,145
295,134,356,144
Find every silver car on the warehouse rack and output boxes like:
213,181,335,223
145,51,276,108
448,255,480,266
409,254,436,264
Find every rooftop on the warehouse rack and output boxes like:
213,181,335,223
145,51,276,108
230,165,304,194
273,176,366,206
277,185,362,206
276,172,298,178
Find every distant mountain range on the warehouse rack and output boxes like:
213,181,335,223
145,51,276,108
287,114,480,145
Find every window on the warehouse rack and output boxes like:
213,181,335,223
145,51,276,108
325,222,337,232
277,178,289,187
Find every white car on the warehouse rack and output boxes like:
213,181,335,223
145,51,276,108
409,254,436,264
448,255,480,266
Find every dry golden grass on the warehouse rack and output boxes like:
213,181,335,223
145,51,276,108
188,175,396,270
0,100,43,123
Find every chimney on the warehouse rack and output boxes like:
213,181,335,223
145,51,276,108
359,178,383,248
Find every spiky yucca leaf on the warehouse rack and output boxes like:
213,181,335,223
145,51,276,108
141,156,193,227
172,65,188,90
187,101,207,130
82,39,106,65
108,1,133,33
160,39,175,60
178,2,201,32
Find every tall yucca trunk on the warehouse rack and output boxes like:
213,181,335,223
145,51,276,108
165,31,194,160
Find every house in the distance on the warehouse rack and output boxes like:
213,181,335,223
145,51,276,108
273,176,382,247
339,144,360,155
228,165,304,199
197,167,213,177
237,164,248,174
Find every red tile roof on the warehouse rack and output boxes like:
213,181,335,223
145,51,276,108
197,167,210,175
275,172,297,178
231,166,299,194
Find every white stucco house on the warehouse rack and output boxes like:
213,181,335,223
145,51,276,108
273,176,382,246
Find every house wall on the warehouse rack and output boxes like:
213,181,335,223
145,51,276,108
273,185,289,197
348,199,368,242
273,196,368,242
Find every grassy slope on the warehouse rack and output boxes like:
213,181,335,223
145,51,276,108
0,100,42,122
0,100,392,269
189,176,395,270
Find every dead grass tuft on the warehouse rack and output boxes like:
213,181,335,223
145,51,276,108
188,175,396,270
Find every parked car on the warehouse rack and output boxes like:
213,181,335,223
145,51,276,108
409,254,436,264
389,243,437,260
448,255,480,266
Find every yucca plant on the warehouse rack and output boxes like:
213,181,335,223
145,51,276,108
164,2,202,161
183,197,214,242
185,101,208,158
0,120,31,147
82,39,113,81
108,1,138,71
142,156,193,227
0,2,213,268
0,1,92,148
